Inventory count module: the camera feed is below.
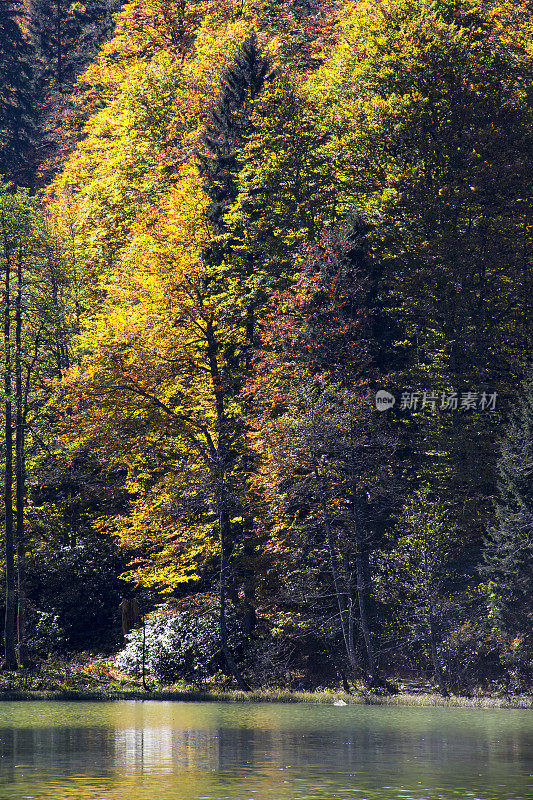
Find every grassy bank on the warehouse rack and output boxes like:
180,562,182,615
0,687,530,709
0,659,530,708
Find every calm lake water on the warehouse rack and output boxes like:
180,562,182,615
0,701,531,800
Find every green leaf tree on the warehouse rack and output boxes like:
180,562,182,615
308,0,533,540
250,223,398,684
386,488,455,695
482,367,533,679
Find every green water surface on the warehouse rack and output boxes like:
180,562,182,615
0,701,531,799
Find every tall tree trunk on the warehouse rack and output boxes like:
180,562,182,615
218,500,249,691
15,257,26,667
347,571,359,675
354,536,376,683
315,466,359,674
349,442,377,684
206,317,249,691
3,233,16,670
426,605,448,697
56,0,62,86
423,551,448,697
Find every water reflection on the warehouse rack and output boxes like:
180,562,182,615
0,703,530,800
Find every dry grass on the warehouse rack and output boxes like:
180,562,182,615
0,658,529,708
0,683,530,709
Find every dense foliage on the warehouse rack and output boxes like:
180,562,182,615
116,606,247,684
0,0,531,693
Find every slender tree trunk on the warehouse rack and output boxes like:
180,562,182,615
206,317,249,691
349,445,377,684
3,233,16,670
15,255,26,667
351,499,377,682
426,606,448,697
347,571,359,674
354,536,376,682
315,466,359,674
142,616,148,690
423,551,448,697
70,497,77,547
218,501,249,691
56,0,62,86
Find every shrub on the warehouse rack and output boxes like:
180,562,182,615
26,536,124,651
26,607,65,658
115,607,246,684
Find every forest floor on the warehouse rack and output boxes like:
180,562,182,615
0,656,530,708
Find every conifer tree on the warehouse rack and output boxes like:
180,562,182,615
194,33,270,690
31,0,108,87
482,368,533,639
197,32,270,243
0,0,34,181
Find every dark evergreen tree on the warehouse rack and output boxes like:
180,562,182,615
30,0,110,88
193,34,270,691
0,0,35,181
482,367,533,640
29,0,123,187
196,32,270,242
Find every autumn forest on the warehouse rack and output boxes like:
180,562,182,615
0,0,531,697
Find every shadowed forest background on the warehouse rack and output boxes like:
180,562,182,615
0,0,531,696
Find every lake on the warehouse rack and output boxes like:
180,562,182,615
0,701,531,799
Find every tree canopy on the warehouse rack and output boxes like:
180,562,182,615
0,0,530,692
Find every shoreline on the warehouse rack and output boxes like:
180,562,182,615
0,688,530,709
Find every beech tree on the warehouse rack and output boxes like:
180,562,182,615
55,161,256,687
308,0,533,538
250,223,398,684
0,186,38,668
386,489,455,696
8,0,528,690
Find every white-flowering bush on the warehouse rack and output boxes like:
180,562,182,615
26,609,65,657
115,609,245,684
